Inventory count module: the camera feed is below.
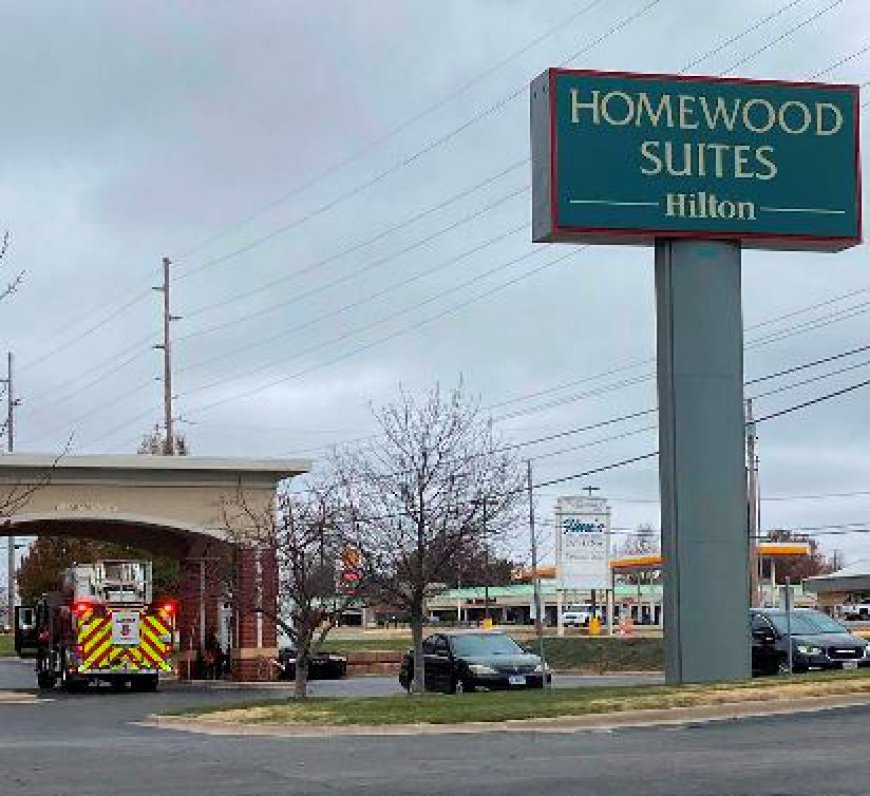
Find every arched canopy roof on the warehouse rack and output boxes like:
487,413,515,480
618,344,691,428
0,453,309,553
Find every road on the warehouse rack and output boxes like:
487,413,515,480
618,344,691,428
3,658,870,795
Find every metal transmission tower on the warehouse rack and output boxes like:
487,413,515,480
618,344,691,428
153,257,181,455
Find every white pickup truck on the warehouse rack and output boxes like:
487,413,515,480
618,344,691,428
561,607,595,627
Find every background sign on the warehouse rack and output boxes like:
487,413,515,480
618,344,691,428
555,495,611,590
531,68,860,250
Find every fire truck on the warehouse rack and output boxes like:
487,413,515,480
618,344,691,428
15,559,176,692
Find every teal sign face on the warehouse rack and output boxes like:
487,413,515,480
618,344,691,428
531,69,861,251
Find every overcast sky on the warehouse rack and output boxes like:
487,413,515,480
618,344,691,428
2,0,870,572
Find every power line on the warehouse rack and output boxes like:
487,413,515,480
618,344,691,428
178,160,528,324
178,247,586,416
171,0,606,261
754,375,870,424
721,0,847,74
39,7,861,448
18,288,153,376
678,0,809,74
746,342,870,386
27,0,846,410
173,1,662,285
810,40,870,78
175,184,529,346
14,3,655,392
178,221,527,376
749,356,870,401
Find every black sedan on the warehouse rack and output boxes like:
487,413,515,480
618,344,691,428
398,630,551,694
751,608,869,675
277,646,347,681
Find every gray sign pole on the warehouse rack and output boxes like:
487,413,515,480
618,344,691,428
656,239,751,684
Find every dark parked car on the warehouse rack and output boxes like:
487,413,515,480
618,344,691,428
398,630,551,694
751,608,869,675
277,646,347,681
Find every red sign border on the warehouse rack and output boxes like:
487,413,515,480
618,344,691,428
545,68,862,251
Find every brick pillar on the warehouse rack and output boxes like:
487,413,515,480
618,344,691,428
232,545,278,681
177,550,223,680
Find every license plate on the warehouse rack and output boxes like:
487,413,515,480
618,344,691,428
508,675,526,686
843,661,859,670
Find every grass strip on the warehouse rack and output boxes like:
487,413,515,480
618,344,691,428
0,634,15,658
170,669,870,727
319,636,663,672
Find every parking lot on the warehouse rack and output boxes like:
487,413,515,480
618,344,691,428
4,657,870,795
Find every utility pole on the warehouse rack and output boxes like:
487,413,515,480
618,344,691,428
527,460,548,684
745,398,760,608
483,498,490,625
583,486,600,616
2,352,18,625
153,257,179,455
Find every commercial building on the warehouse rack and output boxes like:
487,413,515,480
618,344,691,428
426,582,664,627
804,561,870,618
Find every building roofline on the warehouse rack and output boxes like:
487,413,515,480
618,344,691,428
0,453,310,478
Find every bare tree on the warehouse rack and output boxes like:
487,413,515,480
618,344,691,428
614,524,661,585
222,479,357,698
617,524,661,557
334,382,525,695
137,423,189,455
0,232,21,303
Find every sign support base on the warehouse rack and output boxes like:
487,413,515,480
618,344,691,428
656,239,750,684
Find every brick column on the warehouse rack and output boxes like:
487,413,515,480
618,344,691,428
231,545,278,681
177,549,223,680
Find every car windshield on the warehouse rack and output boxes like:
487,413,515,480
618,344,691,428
764,610,846,635
449,633,525,657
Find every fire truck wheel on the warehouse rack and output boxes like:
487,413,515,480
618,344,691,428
37,670,56,690
131,675,159,693
60,652,87,693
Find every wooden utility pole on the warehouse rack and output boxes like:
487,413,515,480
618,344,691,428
153,257,178,455
3,352,16,624
745,398,760,607
527,460,548,684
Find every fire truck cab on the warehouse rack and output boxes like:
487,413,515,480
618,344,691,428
18,559,175,692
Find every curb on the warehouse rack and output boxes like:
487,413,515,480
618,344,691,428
141,691,870,738
0,691,40,704
159,671,663,689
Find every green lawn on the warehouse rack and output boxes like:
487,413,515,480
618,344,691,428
0,634,14,657
173,669,870,727
320,638,415,653
319,635,663,672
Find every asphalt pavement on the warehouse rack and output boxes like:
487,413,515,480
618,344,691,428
3,657,870,795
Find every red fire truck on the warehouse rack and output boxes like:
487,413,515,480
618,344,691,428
15,559,175,692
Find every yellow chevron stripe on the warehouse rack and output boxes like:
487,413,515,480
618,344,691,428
140,622,165,651
143,615,169,637
79,618,109,649
139,636,166,669
83,636,112,671
83,625,111,657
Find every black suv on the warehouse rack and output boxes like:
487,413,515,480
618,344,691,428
751,608,869,675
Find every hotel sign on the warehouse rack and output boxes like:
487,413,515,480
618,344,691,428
531,69,861,251
555,495,610,591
